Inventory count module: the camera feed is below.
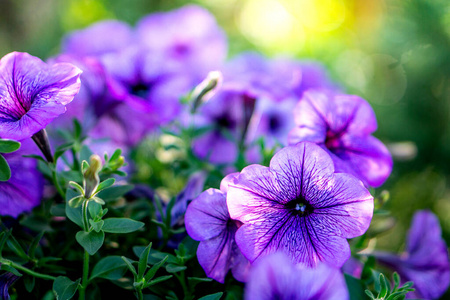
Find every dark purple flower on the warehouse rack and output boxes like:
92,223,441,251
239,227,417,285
245,252,349,300
165,171,207,248
0,271,20,300
48,54,121,131
227,142,373,267
185,173,250,283
62,20,135,57
374,210,450,299
288,90,393,187
0,139,43,217
0,52,82,141
136,5,227,80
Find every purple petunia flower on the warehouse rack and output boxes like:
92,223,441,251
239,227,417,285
0,52,82,141
288,90,393,187
62,20,135,58
136,5,227,80
227,142,373,267
185,173,250,283
245,252,349,300
0,139,44,217
374,210,450,299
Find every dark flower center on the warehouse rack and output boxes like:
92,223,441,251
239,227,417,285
215,114,236,130
324,130,343,151
268,115,281,132
172,43,190,57
130,83,149,98
285,196,313,216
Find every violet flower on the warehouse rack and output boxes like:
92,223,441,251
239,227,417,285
374,210,450,299
0,271,20,300
62,20,135,58
288,90,393,187
185,173,250,283
0,52,82,141
227,142,373,267
136,4,227,80
245,252,349,300
0,139,43,217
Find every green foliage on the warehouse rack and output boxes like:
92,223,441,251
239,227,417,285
53,276,80,300
365,273,415,300
75,230,105,255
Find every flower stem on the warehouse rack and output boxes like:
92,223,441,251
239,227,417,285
31,129,54,163
7,260,55,280
175,271,190,300
52,168,65,198
137,288,143,300
78,250,90,300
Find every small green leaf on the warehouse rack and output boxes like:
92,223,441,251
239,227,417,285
345,274,367,300
7,234,29,260
68,195,84,208
73,119,82,140
102,218,144,234
81,160,89,174
365,290,375,299
393,272,400,290
53,276,80,300
54,142,74,162
0,154,11,181
65,189,83,227
121,256,137,277
89,219,104,232
29,231,45,259
379,274,388,298
198,292,223,300
0,139,21,153
92,197,105,205
68,181,84,195
24,275,35,292
165,264,187,273
75,230,105,255
90,256,128,281
110,149,122,161
138,243,152,279
22,154,46,163
88,201,102,219
144,275,172,288
95,178,115,194
145,256,168,282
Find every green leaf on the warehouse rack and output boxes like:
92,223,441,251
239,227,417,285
345,274,368,300
81,160,89,174
65,189,83,227
0,139,21,153
29,231,45,259
144,275,172,288
90,256,128,281
68,181,84,195
133,247,178,265
144,256,168,282
68,195,84,208
73,119,82,140
53,276,80,300
198,292,223,300
0,231,10,255
187,277,213,290
75,230,105,255
393,272,400,290
0,154,11,181
165,264,187,273
7,234,29,260
379,274,389,298
24,275,35,292
92,197,105,205
138,243,152,279
95,178,115,194
96,184,133,201
121,256,137,277
23,154,46,163
54,142,75,162
1,264,22,276
102,218,144,234
88,201,102,219
89,219,104,232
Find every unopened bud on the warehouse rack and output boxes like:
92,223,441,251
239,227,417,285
191,71,222,113
83,154,102,199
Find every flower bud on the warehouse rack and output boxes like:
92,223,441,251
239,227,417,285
191,71,222,113
83,154,102,199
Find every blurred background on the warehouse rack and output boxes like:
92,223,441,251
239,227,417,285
0,0,449,293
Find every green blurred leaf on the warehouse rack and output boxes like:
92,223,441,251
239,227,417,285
345,274,367,300
95,178,115,194
53,276,80,300
0,154,11,181
165,264,186,273
65,189,83,227
198,292,223,300
138,243,152,279
96,184,133,201
0,139,20,153
144,275,172,288
144,255,168,282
